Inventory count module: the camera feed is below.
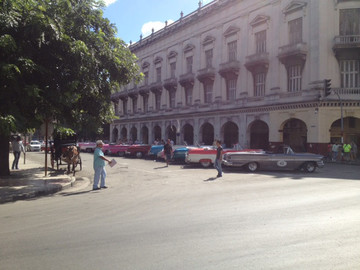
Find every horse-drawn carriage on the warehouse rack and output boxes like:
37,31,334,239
50,133,82,176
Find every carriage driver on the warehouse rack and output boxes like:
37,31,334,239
93,140,111,190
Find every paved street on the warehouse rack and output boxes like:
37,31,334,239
1,152,360,270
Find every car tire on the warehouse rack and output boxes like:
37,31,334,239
104,150,109,155
117,151,124,157
303,162,316,173
86,148,92,153
247,162,259,172
136,152,143,158
200,161,211,168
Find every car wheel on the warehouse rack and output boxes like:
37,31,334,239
104,150,109,155
200,161,211,168
117,151,124,157
303,162,316,173
247,162,259,172
86,148,92,153
136,152,143,158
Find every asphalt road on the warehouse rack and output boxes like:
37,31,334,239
1,152,360,270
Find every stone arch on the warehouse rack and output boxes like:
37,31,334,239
281,118,307,152
221,121,239,148
330,116,360,146
112,127,118,143
200,122,214,145
130,126,137,143
248,120,269,150
166,125,177,144
153,125,162,142
183,124,194,145
120,127,127,141
141,126,149,144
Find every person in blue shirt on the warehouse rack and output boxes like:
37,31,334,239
93,140,111,190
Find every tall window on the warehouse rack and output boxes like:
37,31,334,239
205,49,213,68
143,95,148,113
289,18,303,44
155,93,161,110
185,87,192,106
170,62,176,78
288,65,302,92
254,73,265,96
340,60,360,88
340,9,360,35
255,30,266,53
122,99,128,115
144,71,149,85
227,78,237,100
228,41,237,61
156,67,161,82
132,97,137,113
186,56,193,73
204,83,213,103
169,91,176,108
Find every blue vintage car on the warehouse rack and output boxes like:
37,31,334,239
172,147,190,162
148,145,164,158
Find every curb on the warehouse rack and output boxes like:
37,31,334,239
0,176,77,204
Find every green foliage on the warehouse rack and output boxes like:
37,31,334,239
0,115,16,136
0,0,140,136
53,126,76,140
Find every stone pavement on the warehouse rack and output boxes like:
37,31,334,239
0,154,78,204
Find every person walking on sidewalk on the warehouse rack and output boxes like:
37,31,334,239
11,136,25,170
164,139,173,167
93,140,111,190
214,140,223,178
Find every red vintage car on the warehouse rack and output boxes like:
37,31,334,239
102,144,130,156
125,144,151,158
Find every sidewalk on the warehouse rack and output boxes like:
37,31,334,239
0,155,77,204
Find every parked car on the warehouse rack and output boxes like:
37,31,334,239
148,145,164,158
78,142,96,153
28,140,42,152
185,146,257,168
103,144,130,156
157,145,199,162
222,145,324,173
125,144,152,158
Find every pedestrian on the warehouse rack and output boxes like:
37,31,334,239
332,142,338,161
11,136,25,170
93,140,111,190
343,142,351,161
214,140,223,178
350,141,357,161
163,139,173,167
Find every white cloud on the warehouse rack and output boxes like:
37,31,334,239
103,0,118,7
141,20,174,37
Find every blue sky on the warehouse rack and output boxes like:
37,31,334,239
102,0,212,44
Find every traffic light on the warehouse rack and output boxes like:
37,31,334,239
324,79,331,97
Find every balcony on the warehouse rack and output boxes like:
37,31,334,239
139,85,150,95
163,77,178,91
278,42,307,66
218,60,241,79
149,81,163,93
327,87,360,101
333,35,360,58
127,87,139,98
179,72,195,87
245,52,269,73
197,67,216,83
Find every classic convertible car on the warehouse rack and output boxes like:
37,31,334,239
222,146,324,173
185,145,255,168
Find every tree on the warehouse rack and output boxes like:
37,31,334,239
0,0,140,175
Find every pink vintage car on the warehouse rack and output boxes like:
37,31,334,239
102,144,130,156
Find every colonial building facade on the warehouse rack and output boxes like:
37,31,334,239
110,0,360,154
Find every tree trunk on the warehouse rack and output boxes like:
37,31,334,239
0,133,10,176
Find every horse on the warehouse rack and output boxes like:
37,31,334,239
61,145,80,176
